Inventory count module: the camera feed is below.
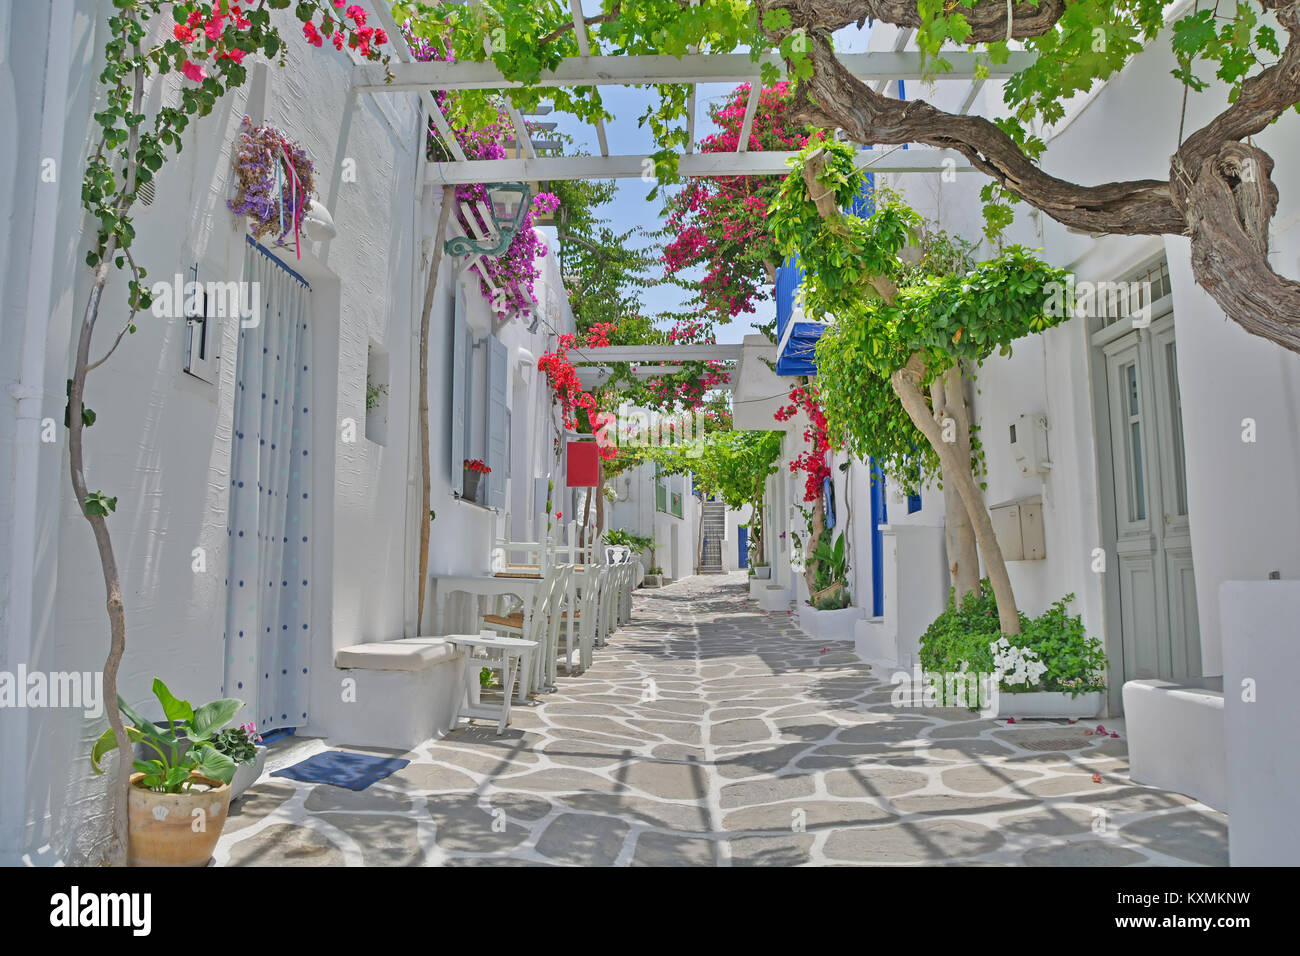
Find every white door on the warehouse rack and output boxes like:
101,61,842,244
1102,314,1201,692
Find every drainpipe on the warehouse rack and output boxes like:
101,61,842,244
1,0,74,864
403,100,430,637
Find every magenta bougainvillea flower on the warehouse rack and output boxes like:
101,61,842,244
181,60,207,83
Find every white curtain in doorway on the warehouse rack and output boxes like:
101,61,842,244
224,241,314,732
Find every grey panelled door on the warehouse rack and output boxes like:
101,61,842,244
1103,314,1201,688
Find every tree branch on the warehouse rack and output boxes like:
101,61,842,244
760,0,1066,39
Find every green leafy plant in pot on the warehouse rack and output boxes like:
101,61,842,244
90,678,245,866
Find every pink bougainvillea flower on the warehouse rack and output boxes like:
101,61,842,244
1095,724,1107,734
219,47,247,64
1110,732,1120,738
181,60,207,83
1091,773,1103,783
205,16,226,41
1084,729,1094,735
346,4,368,26
1068,718,1078,724
1006,717,1016,724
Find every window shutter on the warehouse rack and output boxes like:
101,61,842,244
486,336,509,510
449,289,466,494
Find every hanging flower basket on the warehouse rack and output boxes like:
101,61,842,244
228,116,316,254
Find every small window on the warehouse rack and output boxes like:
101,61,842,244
365,341,389,445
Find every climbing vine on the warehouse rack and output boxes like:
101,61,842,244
72,0,386,867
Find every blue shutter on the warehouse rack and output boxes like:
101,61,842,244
449,289,466,494
486,337,508,510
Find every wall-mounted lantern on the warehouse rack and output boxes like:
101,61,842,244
445,182,533,258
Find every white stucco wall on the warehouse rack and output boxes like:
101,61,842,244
0,2,573,864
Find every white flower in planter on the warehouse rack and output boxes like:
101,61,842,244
990,637,1048,689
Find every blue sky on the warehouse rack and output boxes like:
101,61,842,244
543,21,875,346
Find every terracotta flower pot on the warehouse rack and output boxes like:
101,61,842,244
128,772,232,867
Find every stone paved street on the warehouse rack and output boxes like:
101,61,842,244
216,573,1228,866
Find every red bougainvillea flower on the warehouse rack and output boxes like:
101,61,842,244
181,60,207,83
1109,732,1120,738
303,21,323,47
173,23,196,43
1091,773,1103,783
556,512,562,519
1006,717,1016,724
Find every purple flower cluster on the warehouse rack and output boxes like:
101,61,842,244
227,116,315,244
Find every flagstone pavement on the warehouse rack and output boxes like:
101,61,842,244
216,572,1228,866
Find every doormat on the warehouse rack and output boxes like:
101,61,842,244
271,750,409,791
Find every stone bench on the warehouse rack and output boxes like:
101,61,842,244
1122,677,1226,811
324,638,465,751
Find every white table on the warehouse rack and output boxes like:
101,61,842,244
430,572,546,701
446,633,536,735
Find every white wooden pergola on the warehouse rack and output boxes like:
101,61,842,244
362,4,1009,186
357,3,999,363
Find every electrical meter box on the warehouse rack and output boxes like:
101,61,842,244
990,496,1046,561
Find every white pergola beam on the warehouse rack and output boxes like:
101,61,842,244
366,0,466,162
736,82,761,153
873,28,914,94
356,51,1036,93
568,0,610,156
569,345,742,364
959,78,985,115
425,148,972,185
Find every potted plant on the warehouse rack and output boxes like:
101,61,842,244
795,530,861,639
462,458,490,503
91,678,245,867
643,566,665,588
918,586,1108,718
213,721,266,802
752,563,771,580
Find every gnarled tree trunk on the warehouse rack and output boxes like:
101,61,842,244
759,0,1300,354
893,354,1020,634
930,366,981,605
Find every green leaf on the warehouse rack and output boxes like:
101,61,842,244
152,677,194,725
188,697,244,741
191,742,238,784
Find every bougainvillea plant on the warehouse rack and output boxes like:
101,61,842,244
774,380,831,503
537,323,618,460
72,0,385,866
662,81,809,321
227,117,316,250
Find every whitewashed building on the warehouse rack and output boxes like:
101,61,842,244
735,13,1300,864
0,2,573,865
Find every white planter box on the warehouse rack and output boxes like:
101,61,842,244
229,747,268,802
751,566,771,580
756,583,794,612
796,603,863,642
994,690,1102,719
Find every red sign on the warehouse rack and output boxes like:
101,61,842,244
566,441,599,487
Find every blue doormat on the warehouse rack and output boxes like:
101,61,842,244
271,750,409,791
